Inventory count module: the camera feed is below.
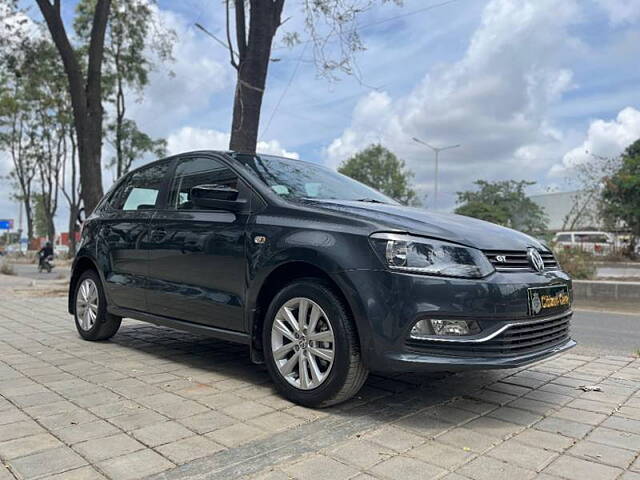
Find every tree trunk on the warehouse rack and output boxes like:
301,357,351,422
36,0,111,215
68,205,79,256
115,73,125,178
228,0,284,153
23,198,33,247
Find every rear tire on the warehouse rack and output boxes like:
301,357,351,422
262,278,368,408
74,270,122,341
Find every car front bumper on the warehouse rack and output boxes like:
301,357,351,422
335,268,575,373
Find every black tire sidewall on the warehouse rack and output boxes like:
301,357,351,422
74,270,108,340
262,280,355,407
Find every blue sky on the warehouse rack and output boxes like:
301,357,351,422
1,0,640,233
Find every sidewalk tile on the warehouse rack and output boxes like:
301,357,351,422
370,455,446,480
457,455,536,480
96,449,174,479
544,455,622,480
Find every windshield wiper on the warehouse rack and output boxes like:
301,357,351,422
355,198,388,204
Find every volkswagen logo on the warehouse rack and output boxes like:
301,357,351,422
527,247,545,272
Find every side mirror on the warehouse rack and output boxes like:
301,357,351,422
190,184,246,212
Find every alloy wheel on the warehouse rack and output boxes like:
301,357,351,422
76,278,99,331
271,297,335,390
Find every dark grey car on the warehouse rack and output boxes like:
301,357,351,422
69,151,575,407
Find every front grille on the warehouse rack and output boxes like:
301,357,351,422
406,312,571,358
484,249,558,272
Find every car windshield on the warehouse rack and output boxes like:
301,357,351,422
232,153,398,204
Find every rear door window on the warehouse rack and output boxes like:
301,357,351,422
110,161,170,211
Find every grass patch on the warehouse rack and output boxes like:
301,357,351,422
0,261,16,275
553,247,596,279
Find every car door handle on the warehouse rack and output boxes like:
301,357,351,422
150,228,167,242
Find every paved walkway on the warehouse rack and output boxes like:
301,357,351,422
0,295,639,480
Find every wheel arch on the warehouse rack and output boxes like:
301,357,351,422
248,261,366,364
68,256,101,314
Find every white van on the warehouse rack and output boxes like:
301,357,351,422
553,231,614,255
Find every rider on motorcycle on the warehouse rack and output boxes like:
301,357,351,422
38,242,54,269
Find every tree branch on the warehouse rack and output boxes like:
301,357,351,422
86,0,111,120
226,0,238,69
234,0,247,61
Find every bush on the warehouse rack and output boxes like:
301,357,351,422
553,247,596,279
0,260,16,276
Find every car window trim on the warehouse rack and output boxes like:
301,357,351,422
103,157,176,213
159,152,266,214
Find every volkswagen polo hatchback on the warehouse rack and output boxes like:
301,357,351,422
69,151,575,407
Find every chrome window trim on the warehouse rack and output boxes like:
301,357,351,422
409,310,572,344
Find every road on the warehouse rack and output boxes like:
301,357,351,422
597,265,640,278
10,261,70,281
572,308,640,356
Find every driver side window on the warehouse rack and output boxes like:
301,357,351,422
168,157,239,210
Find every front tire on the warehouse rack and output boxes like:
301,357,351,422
262,279,368,408
74,270,122,341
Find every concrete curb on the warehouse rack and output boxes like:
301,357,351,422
573,279,640,303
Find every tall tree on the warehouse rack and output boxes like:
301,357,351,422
455,180,548,234
0,2,37,243
35,0,111,214
25,40,72,243
602,139,640,257
60,126,82,255
0,68,37,243
223,0,399,154
75,0,174,178
338,144,417,205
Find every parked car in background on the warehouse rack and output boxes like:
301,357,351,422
553,231,614,255
69,151,574,407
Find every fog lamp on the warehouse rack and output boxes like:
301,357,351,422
410,319,481,339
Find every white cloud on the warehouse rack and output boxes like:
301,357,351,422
550,106,640,176
166,126,299,159
125,6,231,136
594,0,640,25
325,0,583,209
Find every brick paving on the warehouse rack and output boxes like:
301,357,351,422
0,295,639,479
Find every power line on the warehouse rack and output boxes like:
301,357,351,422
272,0,467,50
260,41,309,141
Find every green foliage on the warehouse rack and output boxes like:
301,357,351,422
0,260,16,276
455,180,548,233
107,119,167,177
32,194,49,239
1,35,70,242
553,247,596,279
602,139,640,252
75,0,175,176
338,144,417,205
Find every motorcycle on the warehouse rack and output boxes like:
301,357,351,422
38,253,54,273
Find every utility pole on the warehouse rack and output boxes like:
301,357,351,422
412,137,460,210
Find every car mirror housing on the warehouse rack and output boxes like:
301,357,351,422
190,184,246,212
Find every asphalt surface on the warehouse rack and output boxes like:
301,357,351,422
571,308,640,356
10,262,69,281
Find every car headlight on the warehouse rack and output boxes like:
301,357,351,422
369,233,494,278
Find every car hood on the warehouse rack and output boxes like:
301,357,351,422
304,199,546,251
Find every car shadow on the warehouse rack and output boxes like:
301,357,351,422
112,321,514,418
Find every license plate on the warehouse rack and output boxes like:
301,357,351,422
528,285,571,316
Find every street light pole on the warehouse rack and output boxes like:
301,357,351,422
412,137,460,210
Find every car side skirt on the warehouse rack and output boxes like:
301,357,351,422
108,306,251,345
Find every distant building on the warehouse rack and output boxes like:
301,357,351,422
529,190,602,233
